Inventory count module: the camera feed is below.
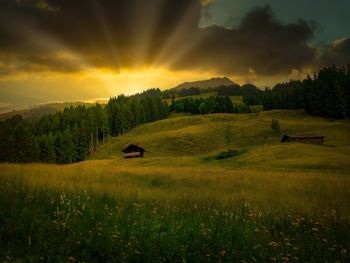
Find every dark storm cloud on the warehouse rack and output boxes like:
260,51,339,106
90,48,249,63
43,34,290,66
0,0,349,76
319,38,350,68
174,5,318,75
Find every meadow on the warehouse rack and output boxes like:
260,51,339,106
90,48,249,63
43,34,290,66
163,93,246,107
1,110,350,262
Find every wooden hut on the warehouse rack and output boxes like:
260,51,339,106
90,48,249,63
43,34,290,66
122,144,145,158
280,134,325,145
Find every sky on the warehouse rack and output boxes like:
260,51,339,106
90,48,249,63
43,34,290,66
0,0,349,112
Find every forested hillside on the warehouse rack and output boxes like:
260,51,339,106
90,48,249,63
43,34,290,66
164,65,350,118
0,91,168,164
0,102,96,121
1,65,349,164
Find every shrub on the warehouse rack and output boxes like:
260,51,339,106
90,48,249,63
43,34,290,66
215,149,241,160
271,119,281,134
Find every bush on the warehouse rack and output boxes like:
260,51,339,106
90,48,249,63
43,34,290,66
271,119,281,134
215,149,241,160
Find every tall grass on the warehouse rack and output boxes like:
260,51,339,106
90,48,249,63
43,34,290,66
1,110,350,261
1,176,349,262
1,162,350,214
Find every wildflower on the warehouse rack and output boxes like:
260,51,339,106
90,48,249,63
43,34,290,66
268,241,279,248
219,250,226,256
68,256,76,262
311,227,319,232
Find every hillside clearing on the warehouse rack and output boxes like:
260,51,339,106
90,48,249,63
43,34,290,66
91,110,350,171
1,110,350,262
2,110,350,212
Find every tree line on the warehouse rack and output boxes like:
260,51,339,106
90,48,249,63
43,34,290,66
259,65,350,118
170,96,251,114
164,65,350,119
0,90,168,164
1,65,348,163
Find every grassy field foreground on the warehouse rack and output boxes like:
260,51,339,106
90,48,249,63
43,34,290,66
1,110,350,262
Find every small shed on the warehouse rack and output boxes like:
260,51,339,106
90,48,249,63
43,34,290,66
280,134,325,145
122,144,146,158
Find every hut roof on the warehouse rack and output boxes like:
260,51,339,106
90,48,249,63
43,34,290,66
282,134,325,139
122,144,146,153
281,134,325,143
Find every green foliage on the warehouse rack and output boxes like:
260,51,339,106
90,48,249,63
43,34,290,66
303,66,349,118
107,94,168,136
0,115,38,163
215,149,238,159
234,103,251,113
173,96,235,114
38,134,56,163
55,130,75,164
271,119,281,135
0,90,168,164
214,149,242,160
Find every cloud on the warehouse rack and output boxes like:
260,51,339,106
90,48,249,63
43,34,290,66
0,1,349,78
319,38,350,67
0,0,201,73
172,5,318,76
199,0,216,6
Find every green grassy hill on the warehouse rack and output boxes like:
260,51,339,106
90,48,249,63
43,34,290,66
92,110,350,171
2,110,350,261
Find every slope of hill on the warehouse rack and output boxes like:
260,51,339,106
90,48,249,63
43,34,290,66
92,110,350,171
0,102,97,121
172,77,235,90
2,109,350,261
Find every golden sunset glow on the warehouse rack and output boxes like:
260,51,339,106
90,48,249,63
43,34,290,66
0,0,349,111
1,1,350,260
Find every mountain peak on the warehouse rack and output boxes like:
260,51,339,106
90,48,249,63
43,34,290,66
172,77,236,90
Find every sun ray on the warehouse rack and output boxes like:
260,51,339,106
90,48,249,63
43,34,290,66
151,2,201,70
128,0,165,67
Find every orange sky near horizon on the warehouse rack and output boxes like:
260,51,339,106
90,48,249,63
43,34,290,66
0,0,348,111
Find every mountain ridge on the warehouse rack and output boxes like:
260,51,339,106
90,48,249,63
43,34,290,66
171,77,236,91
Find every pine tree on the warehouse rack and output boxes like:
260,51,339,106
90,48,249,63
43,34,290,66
327,81,346,118
55,130,75,164
46,133,57,163
170,93,176,112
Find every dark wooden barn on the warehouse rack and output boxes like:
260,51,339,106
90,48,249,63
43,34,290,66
122,144,146,158
280,134,325,145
